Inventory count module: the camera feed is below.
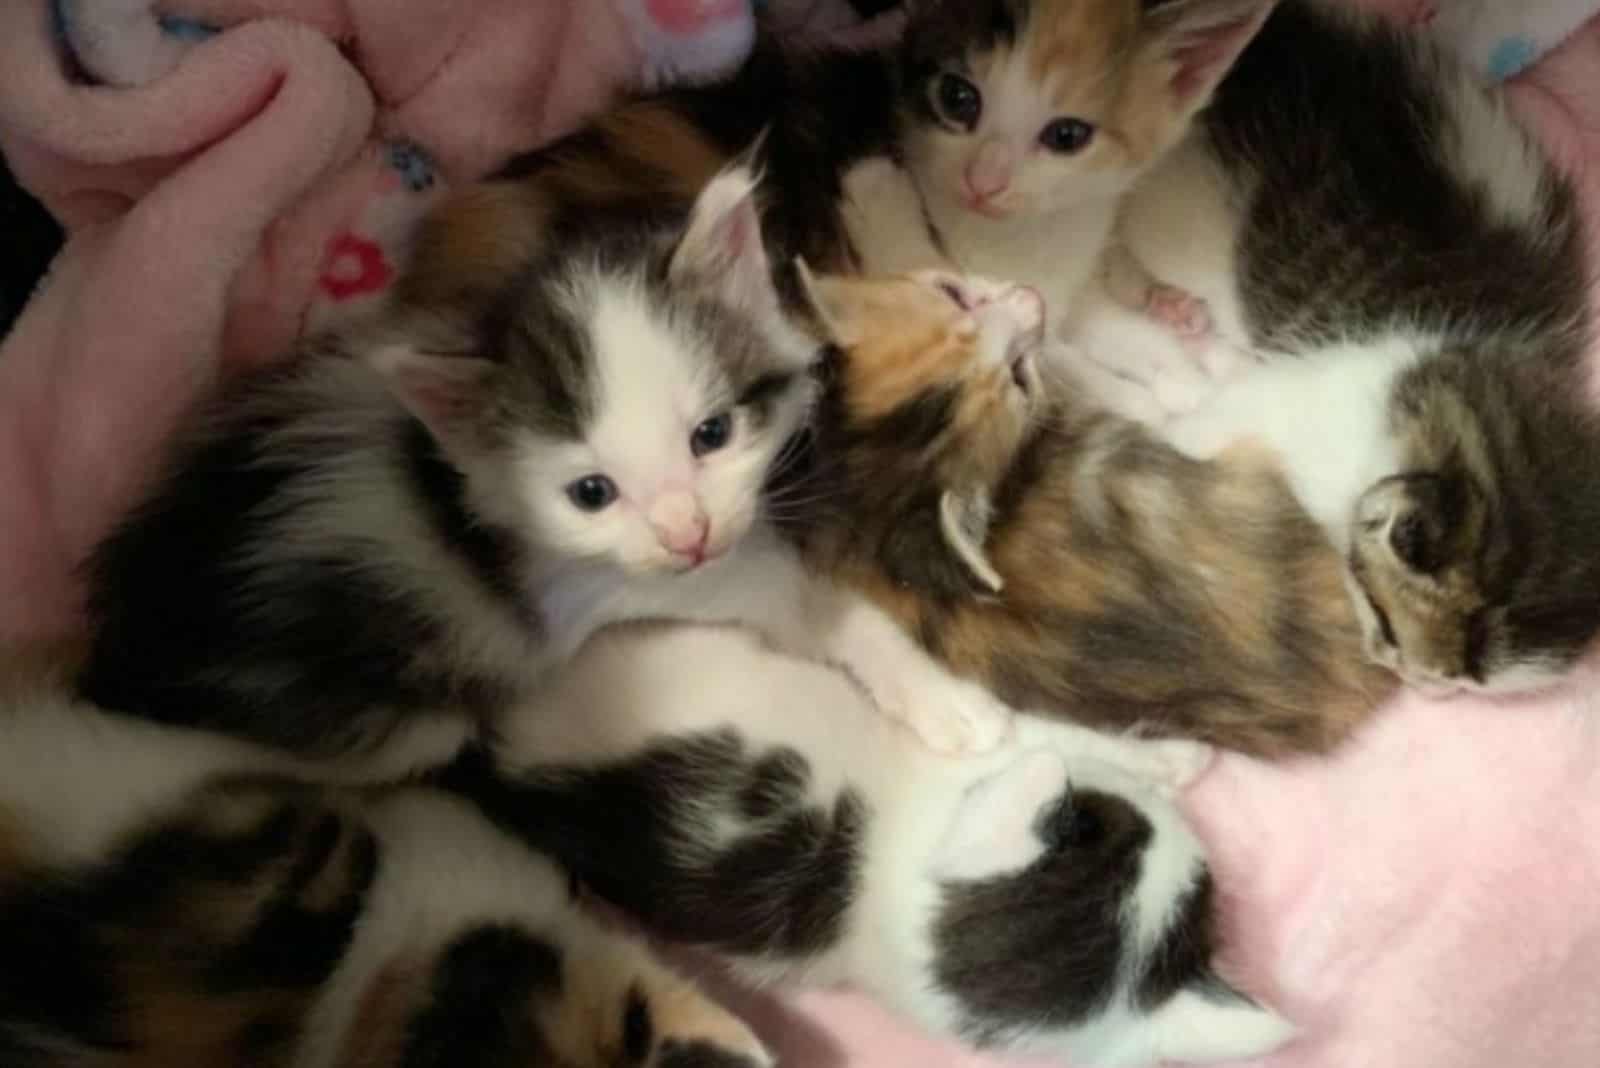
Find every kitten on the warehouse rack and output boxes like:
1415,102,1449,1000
407,0,1264,334
0,660,770,1068
81,164,1016,769
78,165,812,778
779,265,1396,757
1069,0,1600,696
450,621,1297,1068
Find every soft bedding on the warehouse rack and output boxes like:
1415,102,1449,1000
2,2,1599,1065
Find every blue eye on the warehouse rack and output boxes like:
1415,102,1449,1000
1039,117,1095,154
934,73,982,130
566,474,618,512
691,413,733,457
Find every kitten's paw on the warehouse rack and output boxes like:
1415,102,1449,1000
1145,283,1213,340
1150,363,1222,418
895,680,1014,755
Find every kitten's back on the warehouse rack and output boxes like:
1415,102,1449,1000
1202,0,1587,355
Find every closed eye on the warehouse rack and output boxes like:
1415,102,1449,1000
937,281,969,310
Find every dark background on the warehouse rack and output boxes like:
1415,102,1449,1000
1,154,63,339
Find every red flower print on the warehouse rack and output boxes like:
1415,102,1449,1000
319,232,394,301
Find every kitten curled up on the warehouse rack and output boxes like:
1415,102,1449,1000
0,651,769,1068
448,621,1297,1068
80,162,1018,772
780,265,1397,758
1055,0,1600,698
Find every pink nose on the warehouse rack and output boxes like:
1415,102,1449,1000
658,519,709,559
648,492,710,559
964,162,1009,201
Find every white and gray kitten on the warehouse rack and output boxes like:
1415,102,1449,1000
81,163,1013,777
1066,0,1600,697
456,622,1297,1068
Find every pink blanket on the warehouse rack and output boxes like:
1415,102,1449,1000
3,1,1599,1065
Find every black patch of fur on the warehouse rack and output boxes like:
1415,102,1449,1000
402,422,531,624
79,366,523,759
0,781,377,1060
498,36,902,292
445,733,865,959
399,924,563,1068
1136,869,1222,1008
934,789,1151,1042
623,984,655,1063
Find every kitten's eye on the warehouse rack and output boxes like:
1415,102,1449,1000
1039,117,1096,154
933,73,982,131
937,280,970,309
691,413,733,457
566,474,618,512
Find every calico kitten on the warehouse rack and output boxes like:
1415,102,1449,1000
82,164,1016,768
451,621,1296,1068
1071,0,1600,695
0,658,770,1068
405,0,1264,333
780,266,1396,756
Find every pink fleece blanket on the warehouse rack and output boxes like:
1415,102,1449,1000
3,2,1600,1066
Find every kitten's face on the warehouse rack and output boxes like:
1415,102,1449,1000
497,275,811,575
373,166,817,577
897,0,1273,222
807,267,1046,496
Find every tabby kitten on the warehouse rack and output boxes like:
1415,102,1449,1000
780,266,1396,757
451,621,1297,1068
0,658,769,1068
1072,0,1600,695
404,0,1265,333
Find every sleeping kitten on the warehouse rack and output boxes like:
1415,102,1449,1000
0,656,770,1068
779,265,1396,757
1067,0,1600,695
81,164,1015,769
450,621,1297,1068
405,0,1264,334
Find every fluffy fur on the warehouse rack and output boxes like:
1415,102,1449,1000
82,163,1021,765
410,0,1265,336
1071,0,1600,696
453,621,1296,1068
78,166,817,775
0,652,769,1068
781,268,1396,757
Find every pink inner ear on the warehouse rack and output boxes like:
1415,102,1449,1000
1169,15,1259,102
387,357,492,438
724,198,764,268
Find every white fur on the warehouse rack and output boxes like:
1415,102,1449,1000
1435,62,1550,233
1160,339,1418,546
498,623,1296,1067
0,684,769,1068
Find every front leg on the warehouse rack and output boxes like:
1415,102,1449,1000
812,590,1014,755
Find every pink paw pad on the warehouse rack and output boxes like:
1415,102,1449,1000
1145,283,1213,340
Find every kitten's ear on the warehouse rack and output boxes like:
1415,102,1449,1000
930,749,1068,882
793,257,860,346
1142,0,1275,115
671,163,780,319
939,488,1004,594
365,345,498,456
